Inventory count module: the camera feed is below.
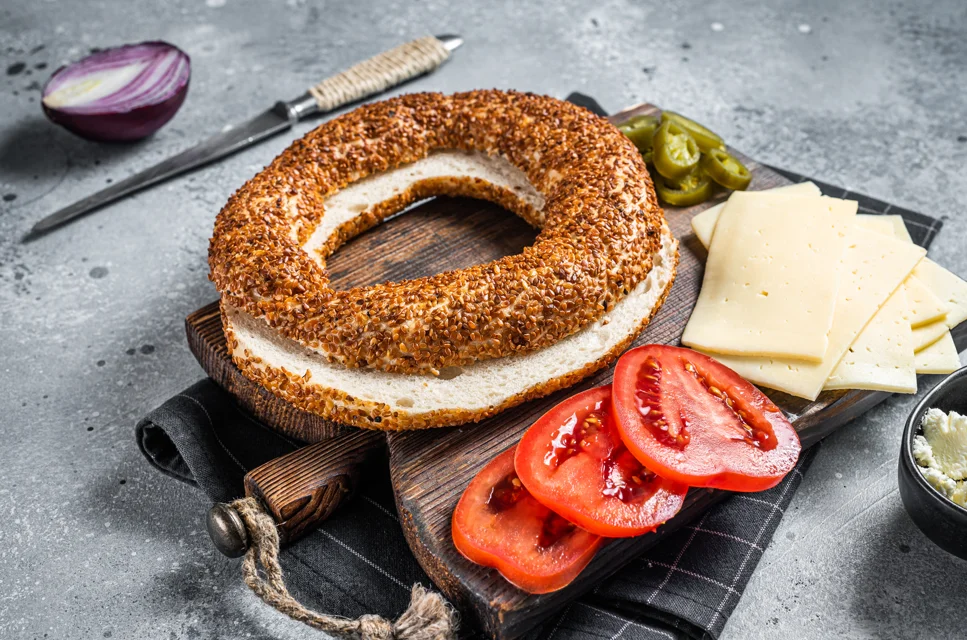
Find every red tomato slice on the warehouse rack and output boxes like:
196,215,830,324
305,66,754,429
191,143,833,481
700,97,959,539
514,385,688,537
612,345,801,492
451,447,602,594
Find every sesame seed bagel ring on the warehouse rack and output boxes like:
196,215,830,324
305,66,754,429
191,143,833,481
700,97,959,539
210,90,679,429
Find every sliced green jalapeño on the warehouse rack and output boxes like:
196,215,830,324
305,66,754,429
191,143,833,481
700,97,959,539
660,111,725,153
654,172,713,207
652,121,700,181
618,115,660,153
701,148,752,191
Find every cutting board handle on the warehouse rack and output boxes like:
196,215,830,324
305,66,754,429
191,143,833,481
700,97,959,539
207,429,385,557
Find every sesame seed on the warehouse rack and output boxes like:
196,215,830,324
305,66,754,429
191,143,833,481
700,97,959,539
211,91,669,424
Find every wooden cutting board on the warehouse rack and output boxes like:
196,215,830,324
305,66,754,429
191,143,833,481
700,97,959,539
186,102,959,640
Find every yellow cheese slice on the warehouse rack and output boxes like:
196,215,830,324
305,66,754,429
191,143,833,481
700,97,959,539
903,276,948,329
704,225,926,400
691,181,822,249
682,192,855,361
697,203,948,336
823,217,929,394
883,214,914,243
690,191,959,392
913,258,967,329
912,320,949,353
825,287,916,393
855,214,896,236
853,215,948,328
915,332,961,374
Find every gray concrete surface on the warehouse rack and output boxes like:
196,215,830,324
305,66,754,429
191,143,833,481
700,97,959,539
2,0,966,638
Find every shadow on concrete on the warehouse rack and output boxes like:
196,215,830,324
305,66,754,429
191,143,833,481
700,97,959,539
847,505,967,637
73,438,308,638
145,563,307,640
0,115,154,217
0,115,147,179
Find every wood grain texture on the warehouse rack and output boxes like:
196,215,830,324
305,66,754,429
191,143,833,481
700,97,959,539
244,429,386,544
184,199,537,442
183,101,964,640
185,188,541,541
384,103,965,640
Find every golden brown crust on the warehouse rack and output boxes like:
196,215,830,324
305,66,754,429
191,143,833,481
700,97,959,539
221,244,678,431
209,90,664,375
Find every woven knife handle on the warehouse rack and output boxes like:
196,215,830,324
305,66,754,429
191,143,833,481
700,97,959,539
308,36,451,112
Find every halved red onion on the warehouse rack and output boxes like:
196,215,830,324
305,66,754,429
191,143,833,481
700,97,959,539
41,41,191,142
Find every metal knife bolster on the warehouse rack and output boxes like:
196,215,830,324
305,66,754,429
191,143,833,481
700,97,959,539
28,34,463,238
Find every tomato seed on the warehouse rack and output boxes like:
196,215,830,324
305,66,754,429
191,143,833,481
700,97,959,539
487,473,527,512
538,512,577,548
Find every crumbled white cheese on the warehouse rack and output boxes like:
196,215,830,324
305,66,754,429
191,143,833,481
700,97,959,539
913,408,967,507
921,408,967,479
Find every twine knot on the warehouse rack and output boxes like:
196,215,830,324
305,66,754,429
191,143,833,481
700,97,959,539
229,497,457,640
358,614,394,640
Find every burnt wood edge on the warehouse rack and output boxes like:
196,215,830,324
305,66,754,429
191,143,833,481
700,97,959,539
382,102,964,640
181,98,964,639
393,347,967,640
187,301,389,544
395,480,728,639
391,331,967,638
381,101,767,640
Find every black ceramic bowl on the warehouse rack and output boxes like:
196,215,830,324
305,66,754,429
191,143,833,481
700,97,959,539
898,365,967,559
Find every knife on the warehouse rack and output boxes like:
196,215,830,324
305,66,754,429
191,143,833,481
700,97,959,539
27,34,463,239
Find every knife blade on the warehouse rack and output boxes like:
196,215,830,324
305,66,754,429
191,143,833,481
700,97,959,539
27,34,463,239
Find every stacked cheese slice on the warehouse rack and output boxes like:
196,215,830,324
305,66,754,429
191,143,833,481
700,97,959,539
682,182,967,400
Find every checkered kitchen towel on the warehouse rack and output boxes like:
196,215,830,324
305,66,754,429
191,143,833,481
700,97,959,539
135,95,943,639
136,382,816,640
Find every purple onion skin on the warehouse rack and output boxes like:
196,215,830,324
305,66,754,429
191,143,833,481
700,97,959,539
42,82,189,142
41,41,191,143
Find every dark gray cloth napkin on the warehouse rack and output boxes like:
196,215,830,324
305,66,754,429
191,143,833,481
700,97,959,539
136,380,816,640
135,94,943,639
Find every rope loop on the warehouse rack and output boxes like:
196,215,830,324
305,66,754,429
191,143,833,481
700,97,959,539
230,497,457,640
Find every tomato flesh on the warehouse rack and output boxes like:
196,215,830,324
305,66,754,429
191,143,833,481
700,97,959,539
514,386,688,537
451,448,602,594
613,345,801,492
